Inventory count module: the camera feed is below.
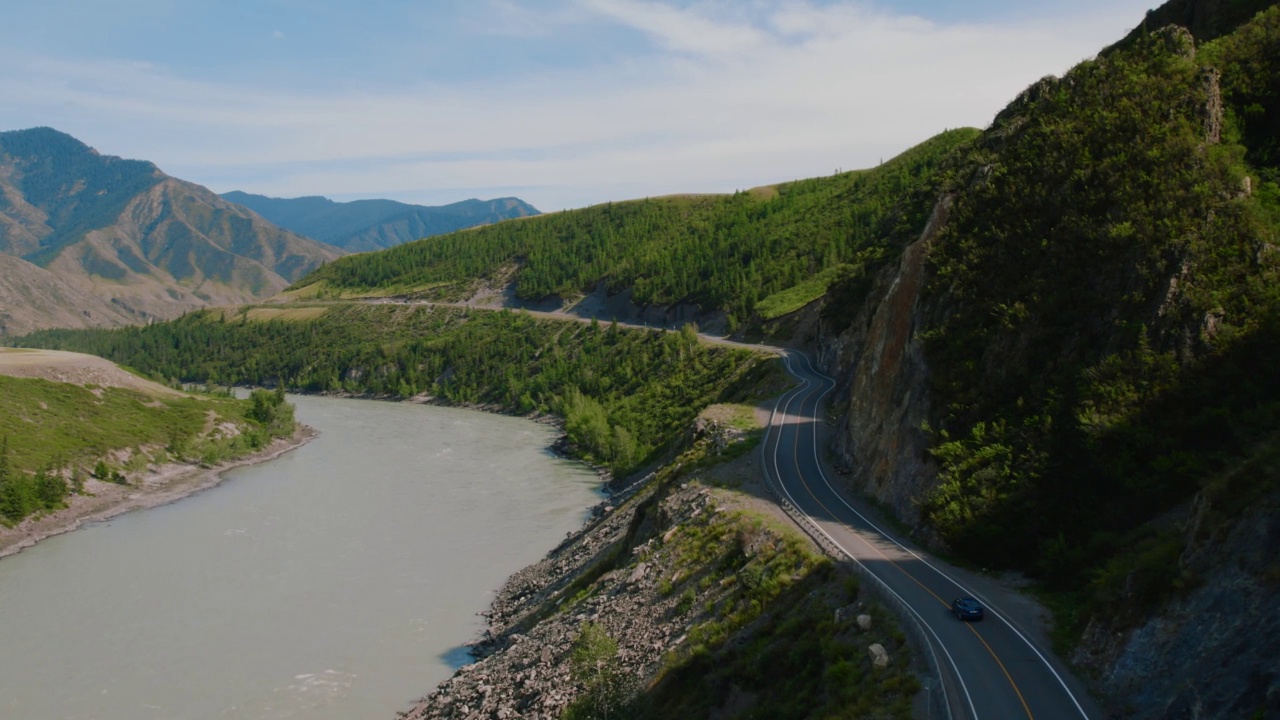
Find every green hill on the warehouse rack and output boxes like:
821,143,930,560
914,6,1280,601
289,129,978,323
0,369,295,525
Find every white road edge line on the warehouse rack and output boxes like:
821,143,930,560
792,352,1092,720
763,355,970,720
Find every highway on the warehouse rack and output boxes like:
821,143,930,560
761,349,1101,720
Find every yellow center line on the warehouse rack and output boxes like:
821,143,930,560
782,394,1036,720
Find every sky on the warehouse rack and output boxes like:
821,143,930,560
0,0,1157,211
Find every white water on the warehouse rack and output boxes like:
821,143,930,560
0,395,601,720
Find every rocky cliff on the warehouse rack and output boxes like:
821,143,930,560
816,195,949,529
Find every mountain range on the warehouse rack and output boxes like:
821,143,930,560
0,127,343,333
220,191,539,253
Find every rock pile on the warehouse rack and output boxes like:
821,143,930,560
400,479,728,720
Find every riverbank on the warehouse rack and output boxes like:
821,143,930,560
0,425,316,560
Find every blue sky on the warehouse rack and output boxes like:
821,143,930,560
0,0,1156,211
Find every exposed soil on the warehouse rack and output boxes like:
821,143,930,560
0,347,184,397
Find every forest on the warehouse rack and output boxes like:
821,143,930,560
292,129,978,322
918,9,1280,631
15,304,772,476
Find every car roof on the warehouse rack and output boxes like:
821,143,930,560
954,597,981,606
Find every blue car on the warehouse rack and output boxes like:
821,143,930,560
951,597,984,621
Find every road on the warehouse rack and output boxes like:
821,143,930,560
353,297,1100,718
761,349,1101,720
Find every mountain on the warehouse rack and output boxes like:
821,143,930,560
0,254,137,336
220,191,540,253
816,3,1280,716
13,1,1280,717
0,128,343,331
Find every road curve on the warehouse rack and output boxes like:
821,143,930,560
761,349,1100,720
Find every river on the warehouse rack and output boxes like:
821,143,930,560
0,395,602,720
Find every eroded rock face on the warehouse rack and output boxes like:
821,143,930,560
818,195,951,528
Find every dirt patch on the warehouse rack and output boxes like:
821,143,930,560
747,184,780,200
0,347,185,397
244,306,331,322
0,425,316,560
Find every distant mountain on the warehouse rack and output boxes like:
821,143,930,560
221,191,540,253
0,127,344,330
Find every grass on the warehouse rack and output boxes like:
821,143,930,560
698,403,762,431
0,375,240,472
243,306,331,322
754,264,850,320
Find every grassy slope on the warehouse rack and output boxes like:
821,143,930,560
0,374,294,524
291,129,978,322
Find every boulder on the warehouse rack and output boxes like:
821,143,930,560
868,643,890,667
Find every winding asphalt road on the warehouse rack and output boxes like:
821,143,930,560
761,349,1101,720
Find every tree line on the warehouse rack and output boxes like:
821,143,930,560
295,129,979,322
16,305,769,475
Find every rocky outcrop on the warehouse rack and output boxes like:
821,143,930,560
818,195,951,527
1073,491,1280,719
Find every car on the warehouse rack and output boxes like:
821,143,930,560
951,597,984,621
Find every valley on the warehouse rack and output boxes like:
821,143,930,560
3,0,1280,718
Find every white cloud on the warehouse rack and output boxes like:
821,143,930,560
273,30,286,39
575,0,768,60
0,0,1155,210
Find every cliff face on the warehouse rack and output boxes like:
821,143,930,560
1074,490,1280,719
818,195,950,526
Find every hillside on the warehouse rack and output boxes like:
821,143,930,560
815,3,1280,716
0,128,343,330
287,128,977,325
11,1,1280,716
0,347,299,549
221,191,539,253
0,254,137,335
